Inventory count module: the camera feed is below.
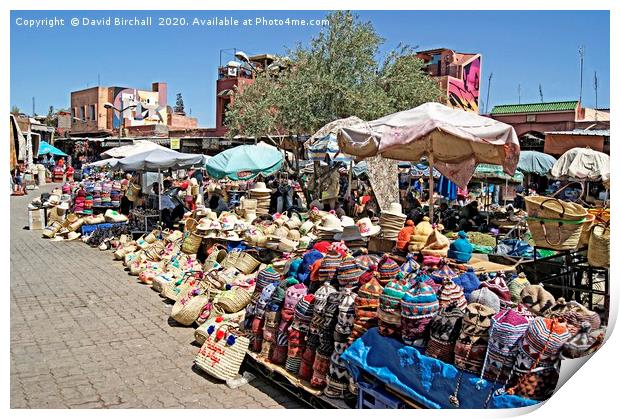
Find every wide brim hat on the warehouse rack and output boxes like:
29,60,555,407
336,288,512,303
58,202,70,211
316,215,343,233
196,218,212,232
287,229,301,241
382,202,406,218
222,231,242,242
333,225,364,242
356,218,381,237
48,195,61,206
250,182,271,193
66,231,81,241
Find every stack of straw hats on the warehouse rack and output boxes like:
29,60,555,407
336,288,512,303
379,203,406,240
316,214,343,241
248,182,271,215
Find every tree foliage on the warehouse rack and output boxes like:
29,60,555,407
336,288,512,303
226,11,442,138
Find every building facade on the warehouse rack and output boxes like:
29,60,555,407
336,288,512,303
416,48,482,113
489,100,610,154
69,82,197,137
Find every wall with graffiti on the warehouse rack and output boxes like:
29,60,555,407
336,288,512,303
111,86,167,128
447,56,481,113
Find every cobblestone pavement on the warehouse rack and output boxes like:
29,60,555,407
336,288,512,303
10,184,303,409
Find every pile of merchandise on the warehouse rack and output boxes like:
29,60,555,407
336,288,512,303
87,200,607,409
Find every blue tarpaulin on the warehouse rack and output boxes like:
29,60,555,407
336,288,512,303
341,328,540,409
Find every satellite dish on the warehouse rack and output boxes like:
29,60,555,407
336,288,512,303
235,51,250,63
227,60,241,68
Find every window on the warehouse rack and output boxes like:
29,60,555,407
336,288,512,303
526,114,536,122
71,108,75,119
89,104,96,121
78,107,85,120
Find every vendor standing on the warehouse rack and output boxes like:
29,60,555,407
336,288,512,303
151,180,184,229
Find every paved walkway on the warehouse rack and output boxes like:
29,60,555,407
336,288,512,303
10,184,302,408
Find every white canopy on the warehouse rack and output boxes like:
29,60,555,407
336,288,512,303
84,157,119,168
113,148,207,172
101,140,169,158
551,147,610,183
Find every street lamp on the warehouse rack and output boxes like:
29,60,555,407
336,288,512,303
104,102,137,144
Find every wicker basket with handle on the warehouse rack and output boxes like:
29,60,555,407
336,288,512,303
587,223,610,268
194,321,250,381
170,280,212,326
525,196,589,250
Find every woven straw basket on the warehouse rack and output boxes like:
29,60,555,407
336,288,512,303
525,197,589,250
181,231,203,254
161,271,201,301
221,249,242,269
588,223,610,268
216,288,252,313
171,282,212,326
237,252,261,274
194,322,250,381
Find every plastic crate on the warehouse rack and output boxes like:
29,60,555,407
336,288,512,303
356,380,406,409
81,222,127,236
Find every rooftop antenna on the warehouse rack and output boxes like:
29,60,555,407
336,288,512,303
485,72,493,114
32,96,35,116
594,71,599,121
98,73,101,86
539,84,544,103
578,45,585,103
518,83,521,104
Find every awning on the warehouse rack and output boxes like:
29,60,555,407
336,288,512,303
218,89,234,97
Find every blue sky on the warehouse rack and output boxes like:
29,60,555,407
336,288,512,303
10,10,609,127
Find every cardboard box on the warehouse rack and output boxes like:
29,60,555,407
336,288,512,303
28,209,45,231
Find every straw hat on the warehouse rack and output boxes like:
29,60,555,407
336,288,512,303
190,178,198,187
58,202,70,211
196,218,212,232
356,217,381,237
317,214,343,232
334,225,363,242
287,229,301,241
250,182,271,193
66,231,81,241
382,202,406,218
341,216,356,227
220,214,239,231
48,195,61,206
222,231,242,242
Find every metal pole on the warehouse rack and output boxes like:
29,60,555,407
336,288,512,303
428,154,435,222
158,168,162,225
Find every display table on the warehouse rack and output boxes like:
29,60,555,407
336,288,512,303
341,328,539,409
